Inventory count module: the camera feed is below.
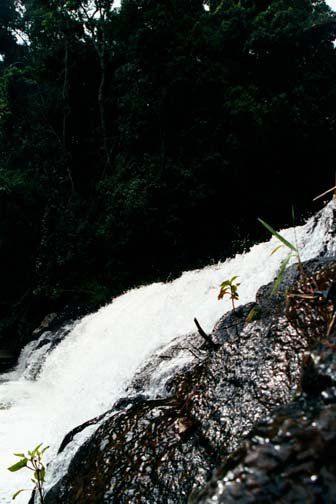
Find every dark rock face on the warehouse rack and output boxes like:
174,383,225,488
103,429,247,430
191,261,336,503
45,260,336,504
191,328,336,504
191,401,336,504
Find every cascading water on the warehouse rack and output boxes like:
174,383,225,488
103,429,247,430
0,201,334,503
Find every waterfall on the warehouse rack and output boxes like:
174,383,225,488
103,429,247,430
0,201,334,503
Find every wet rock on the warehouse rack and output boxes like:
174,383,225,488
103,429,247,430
31,304,91,341
190,402,336,504
300,353,333,397
212,302,256,343
32,313,58,337
44,259,336,504
191,260,336,503
256,257,336,319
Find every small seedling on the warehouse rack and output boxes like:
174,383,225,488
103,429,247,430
218,276,240,310
8,443,49,502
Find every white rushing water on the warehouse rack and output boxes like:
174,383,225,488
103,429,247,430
0,201,335,503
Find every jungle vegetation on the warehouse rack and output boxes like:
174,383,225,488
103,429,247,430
1,0,336,351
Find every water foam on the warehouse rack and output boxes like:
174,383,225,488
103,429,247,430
0,201,334,502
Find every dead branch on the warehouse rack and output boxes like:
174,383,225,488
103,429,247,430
194,318,220,351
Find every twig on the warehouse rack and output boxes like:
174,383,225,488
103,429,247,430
313,185,336,201
194,318,220,350
174,344,205,360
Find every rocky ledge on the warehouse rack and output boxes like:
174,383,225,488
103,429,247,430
44,257,336,503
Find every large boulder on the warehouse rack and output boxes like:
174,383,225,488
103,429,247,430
44,258,336,503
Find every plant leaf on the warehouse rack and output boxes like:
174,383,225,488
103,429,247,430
218,287,229,299
245,305,261,323
31,443,43,457
8,459,28,472
219,280,231,288
272,254,292,294
13,453,26,458
291,204,296,224
39,467,46,482
12,489,26,500
258,218,298,253
40,445,49,456
270,244,284,256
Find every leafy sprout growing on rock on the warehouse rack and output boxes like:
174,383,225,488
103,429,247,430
8,443,49,502
218,276,240,310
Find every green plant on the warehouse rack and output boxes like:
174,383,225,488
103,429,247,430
8,443,49,502
245,304,262,323
258,217,304,293
218,276,240,310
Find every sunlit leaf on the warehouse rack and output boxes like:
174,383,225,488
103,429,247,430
8,459,27,472
258,218,298,252
219,280,230,288
218,276,240,306
40,445,49,456
12,489,26,500
31,443,43,457
270,244,284,256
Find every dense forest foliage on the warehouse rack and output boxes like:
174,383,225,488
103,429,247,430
1,0,336,351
